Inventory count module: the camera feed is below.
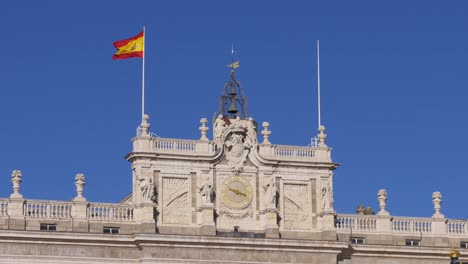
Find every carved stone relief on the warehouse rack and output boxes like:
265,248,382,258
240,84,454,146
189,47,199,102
138,169,156,204
283,183,311,230
162,177,189,224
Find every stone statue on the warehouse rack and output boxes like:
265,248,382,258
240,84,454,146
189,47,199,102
247,117,258,144
198,179,213,205
263,176,277,208
139,174,156,203
214,115,226,143
321,182,334,211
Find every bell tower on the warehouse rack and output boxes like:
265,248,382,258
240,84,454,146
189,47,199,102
217,58,249,119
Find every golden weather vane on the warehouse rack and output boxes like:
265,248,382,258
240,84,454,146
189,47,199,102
227,43,240,72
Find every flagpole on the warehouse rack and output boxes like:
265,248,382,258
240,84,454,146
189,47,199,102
317,40,321,129
142,26,146,118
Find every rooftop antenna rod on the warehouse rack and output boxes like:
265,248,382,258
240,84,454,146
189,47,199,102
317,40,321,129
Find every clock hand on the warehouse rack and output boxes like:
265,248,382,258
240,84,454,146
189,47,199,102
229,188,247,197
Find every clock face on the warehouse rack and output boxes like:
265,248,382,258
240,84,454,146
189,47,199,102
220,176,253,209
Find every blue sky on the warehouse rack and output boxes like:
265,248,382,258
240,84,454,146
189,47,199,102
1,1,467,219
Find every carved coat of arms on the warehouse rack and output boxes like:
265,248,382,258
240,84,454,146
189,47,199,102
225,132,251,173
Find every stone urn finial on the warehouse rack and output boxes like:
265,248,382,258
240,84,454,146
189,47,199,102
10,169,23,199
377,189,389,216
261,122,271,145
432,191,444,218
317,125,327,147
199,117,209,141
140,114,150,136
73,173,86,202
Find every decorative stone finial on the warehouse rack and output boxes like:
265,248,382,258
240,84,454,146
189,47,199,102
317,125,327,147
199,118,209,141
10,169,23,198
73,173,86,202
377,189,389,216
139,114,150,136
261,122,271,145
432,191,444,218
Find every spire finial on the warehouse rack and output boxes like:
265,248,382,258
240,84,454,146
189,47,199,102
317,125,327,147
138,114,150,137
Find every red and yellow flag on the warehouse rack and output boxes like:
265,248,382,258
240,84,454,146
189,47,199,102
112,31,144,60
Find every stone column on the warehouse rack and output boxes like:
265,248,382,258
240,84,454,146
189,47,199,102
8,170,26,230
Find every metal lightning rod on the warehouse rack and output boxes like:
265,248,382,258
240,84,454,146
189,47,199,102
317,40,321,129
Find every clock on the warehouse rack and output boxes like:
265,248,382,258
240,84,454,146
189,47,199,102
220,176,253,209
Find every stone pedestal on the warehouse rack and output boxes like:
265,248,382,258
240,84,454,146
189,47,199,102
319,211,336,239
134,204,156,233
376,215,392,233
198,204,216,235
260,208,279,238
196,141,212,154
7,198,25,230
133,136,152,152
71,201,89,232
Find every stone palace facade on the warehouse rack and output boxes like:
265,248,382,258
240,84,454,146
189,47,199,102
0,68,466,264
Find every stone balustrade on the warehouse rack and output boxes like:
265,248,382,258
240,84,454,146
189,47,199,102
273,145,316,158
392,217,432,233
0,199,134,223
259,144,331,163
336,214,468,237
87,203,134,222
150,137,331,163
336,214,377,231
24,200,72,219
447,220,467,235
152,137,216,155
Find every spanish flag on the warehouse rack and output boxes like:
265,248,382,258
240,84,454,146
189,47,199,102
112,31,144,60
